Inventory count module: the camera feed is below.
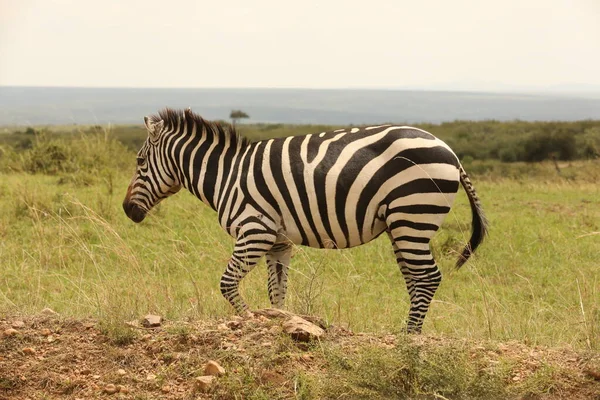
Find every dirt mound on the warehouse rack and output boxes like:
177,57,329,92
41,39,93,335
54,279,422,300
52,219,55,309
1,311,598,399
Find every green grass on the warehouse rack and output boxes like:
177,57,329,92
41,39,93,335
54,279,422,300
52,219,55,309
0,127,599,398
1,168,598,349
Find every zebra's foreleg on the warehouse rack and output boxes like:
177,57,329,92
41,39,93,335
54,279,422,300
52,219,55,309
265,242,292,308
220,227,277,313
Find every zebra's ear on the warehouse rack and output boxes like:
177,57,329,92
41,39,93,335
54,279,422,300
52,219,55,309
143,117,164,139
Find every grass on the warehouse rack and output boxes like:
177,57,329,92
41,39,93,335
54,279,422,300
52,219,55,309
0,126,599,398
0,168,598,350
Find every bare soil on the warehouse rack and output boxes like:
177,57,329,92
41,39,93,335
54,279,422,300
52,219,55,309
1,312,599,399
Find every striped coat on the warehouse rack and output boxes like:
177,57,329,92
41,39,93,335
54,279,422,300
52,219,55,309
123,108,487,333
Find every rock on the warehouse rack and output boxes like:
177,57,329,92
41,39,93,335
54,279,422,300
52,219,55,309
22,347,36,355
142,314,162,328
204,360,226,376
282,316,324,342
195,375,215,392
3,328,18,337
104,383,118,394
161,385,170,393
146,373,156,381
585,369,600,381
226,320,242,330
117,385,128,394
11,321,25,329
40,307,58,316
253,308,293,319
40,328,51,336
217,323,229,331
117,369,126,376
79,368,92,375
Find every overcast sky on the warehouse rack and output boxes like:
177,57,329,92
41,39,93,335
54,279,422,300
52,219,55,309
1,0,599,90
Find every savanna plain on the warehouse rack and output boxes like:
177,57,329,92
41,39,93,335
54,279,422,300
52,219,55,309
0,120,599,399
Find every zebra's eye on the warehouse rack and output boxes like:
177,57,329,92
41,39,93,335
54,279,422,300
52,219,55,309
136,157,145,167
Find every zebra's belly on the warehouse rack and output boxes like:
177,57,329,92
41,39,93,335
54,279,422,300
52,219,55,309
278,215,388,249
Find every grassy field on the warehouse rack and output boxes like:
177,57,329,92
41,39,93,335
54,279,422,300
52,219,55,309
1,138,598,349
0,126,599,398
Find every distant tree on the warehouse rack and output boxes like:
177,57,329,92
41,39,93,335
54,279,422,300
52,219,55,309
230,110,249,126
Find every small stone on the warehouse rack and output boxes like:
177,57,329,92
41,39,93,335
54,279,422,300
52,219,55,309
80,369,92,375
40,328,51,336
22,347,36,355
92,375,100,380
282,316,325,342
204,360,226,376
104,383,118,394
146,373,156,381
217,323,229,331
195,375,215,392
142,314,162,328
40,307,58,316
117,385,128,394
11,321,25,329
226,320,242,330
117,369,126,376
3,328,18,337
161,385,170,393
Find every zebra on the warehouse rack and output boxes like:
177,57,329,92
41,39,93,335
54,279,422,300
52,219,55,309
123,108,488,333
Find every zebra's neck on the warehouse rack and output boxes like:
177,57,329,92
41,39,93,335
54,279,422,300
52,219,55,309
170,122,245,212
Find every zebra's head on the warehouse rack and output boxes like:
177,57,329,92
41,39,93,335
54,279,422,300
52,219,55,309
123,114,182,223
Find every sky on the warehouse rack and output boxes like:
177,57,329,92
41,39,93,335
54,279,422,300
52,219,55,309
1,0,599,91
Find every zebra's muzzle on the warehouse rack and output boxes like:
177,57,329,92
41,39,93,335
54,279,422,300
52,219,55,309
123,200,146,223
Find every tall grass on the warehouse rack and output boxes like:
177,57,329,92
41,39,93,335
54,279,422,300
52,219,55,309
0,130,598,349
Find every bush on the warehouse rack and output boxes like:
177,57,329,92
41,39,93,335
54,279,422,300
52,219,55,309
3,130,134,177
499,148,518,163
522,131,577,162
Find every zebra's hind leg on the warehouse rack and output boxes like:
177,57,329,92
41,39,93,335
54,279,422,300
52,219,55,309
220,225,277,313
387,230,442,334
266,242,293,308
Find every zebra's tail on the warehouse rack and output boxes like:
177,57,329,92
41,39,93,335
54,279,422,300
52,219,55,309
456,165,489,269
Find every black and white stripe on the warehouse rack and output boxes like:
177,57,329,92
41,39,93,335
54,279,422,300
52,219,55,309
123,108,488,333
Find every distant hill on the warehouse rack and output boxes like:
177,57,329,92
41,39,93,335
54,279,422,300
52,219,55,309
1,86,600,126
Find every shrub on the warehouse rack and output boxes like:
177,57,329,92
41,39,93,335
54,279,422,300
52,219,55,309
522,131,577,162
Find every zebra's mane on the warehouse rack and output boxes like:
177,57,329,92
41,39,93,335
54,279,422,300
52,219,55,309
148,108,250,148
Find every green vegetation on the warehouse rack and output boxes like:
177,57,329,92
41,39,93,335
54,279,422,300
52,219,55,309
3,119,598,164
0,121,599,398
